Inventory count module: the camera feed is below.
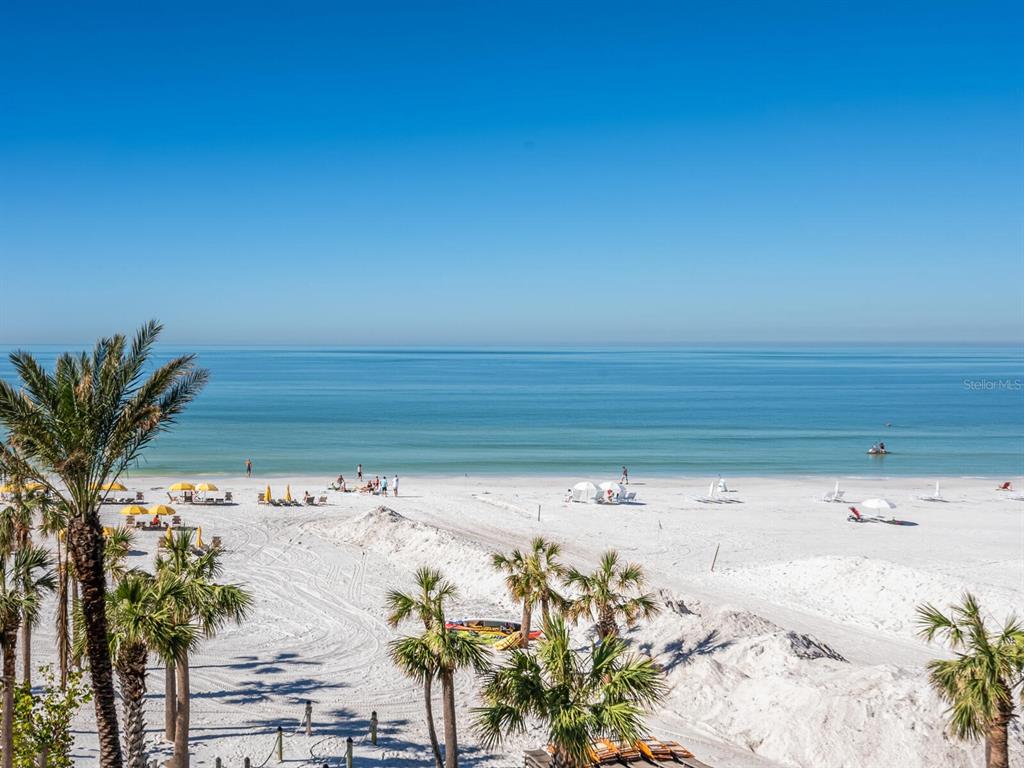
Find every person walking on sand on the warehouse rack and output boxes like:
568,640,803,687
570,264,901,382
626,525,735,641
393,474,399,497
245,458,252,477
357,463,363,481
381,475,389,497
621,465,629,485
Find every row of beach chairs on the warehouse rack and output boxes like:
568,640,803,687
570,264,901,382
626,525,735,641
101,493,145,505
167,492,233,504
257,493,329,506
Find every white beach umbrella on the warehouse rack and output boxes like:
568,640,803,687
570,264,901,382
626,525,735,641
862,497,897,511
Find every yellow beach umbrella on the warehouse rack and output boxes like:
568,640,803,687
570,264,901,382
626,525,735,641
1,482,45,493
148,504,175,516
101,482,128,492
169,482,195,492
196,526,205,549
265,484,272,501
120,505,148,516
196,482,219,492
284,485,293,503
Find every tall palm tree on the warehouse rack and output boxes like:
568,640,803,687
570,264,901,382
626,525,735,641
387,569,490,768
917,593,1024,768
0,479,44,687
0,545,56,768
39,499,72,688
0,321,208,768
156,530,250,768
386,567,454,768
564,550,659,639
475,616,666,768
105,572,196,768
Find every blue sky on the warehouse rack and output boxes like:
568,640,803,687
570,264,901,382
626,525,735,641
1,1,1021,344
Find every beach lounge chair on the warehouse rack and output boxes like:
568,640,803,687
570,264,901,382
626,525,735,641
600,739,641,762
225,491,233,502
211,536,222,549
996,481,1013,491
661,741,695,760
586,741,618,765
257,492,266,504
171,515,182,527
317,494,328,505
847,506,865,522
635,738,674,762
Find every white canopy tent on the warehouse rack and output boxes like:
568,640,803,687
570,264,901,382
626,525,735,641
570,481,600,503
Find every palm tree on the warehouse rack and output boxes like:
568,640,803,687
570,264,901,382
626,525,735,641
491,547,537,649
387,569,490,768
104,526,137,585
475,615,666,768
156,530,250,768
386,567,454,768
564,550,659,639
0,545,56,768
492,537,566,648
0,479,46,687
529,537,566,626
0,321,208,768
106,572,196,768
917,593,1024,768
39,499,72,688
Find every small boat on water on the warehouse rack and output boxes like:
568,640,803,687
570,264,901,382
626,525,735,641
446,618,542,645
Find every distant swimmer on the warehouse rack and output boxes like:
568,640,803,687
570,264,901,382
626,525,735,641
245,458,252,477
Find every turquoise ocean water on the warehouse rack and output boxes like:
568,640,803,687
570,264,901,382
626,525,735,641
0,346,1021,477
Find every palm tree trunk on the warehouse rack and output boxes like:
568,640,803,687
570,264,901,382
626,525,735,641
541,595,550,628
69,516,123,768
117,644,149,768
597,606,617,640
520,602,532,649
57,559,69,689
441,668,458,768
174,655,190,768
424,674,443,768
164,660,177,741
2,628,18,768
19,619,30,687
70,572,80,671
986,701,1012,768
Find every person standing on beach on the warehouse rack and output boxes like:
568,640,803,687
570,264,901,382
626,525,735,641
246,458,252,477
393,474,399,497
357,463,363,481
621,466,629,484
381,475,389,497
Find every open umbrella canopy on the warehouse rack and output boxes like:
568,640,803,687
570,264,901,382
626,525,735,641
95,481,127,492
195,482,219,492
120,505,148,516
148,504,175,516
169,482,195,491
862,498,897,511
0,482,42,493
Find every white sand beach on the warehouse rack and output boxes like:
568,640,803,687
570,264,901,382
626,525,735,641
42,474,1024,767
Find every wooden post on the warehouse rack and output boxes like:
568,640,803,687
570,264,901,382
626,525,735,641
537,504,541,521
370,710,378,745
244,759,251,768
215,760,221,768
305,700,313,736
346,736,354,768
276,726,284,762
710,543,720,572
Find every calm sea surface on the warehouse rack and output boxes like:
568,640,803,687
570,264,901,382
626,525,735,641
0,346,1021,477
